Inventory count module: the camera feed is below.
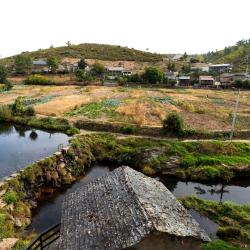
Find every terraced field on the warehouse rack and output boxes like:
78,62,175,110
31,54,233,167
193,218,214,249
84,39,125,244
1,85,250,131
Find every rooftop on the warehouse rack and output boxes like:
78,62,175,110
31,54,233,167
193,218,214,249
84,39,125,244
59,166,209,250
199,76,214,81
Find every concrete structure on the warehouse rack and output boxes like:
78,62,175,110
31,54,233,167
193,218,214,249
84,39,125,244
199,76,215,86
209,64,232,74
232,73,250,81
106,67,132,79
178,76,191,86
59,166,209,250
172,54,183,60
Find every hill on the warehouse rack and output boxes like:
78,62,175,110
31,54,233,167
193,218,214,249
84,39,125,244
1,43,163,63
204,39,250,72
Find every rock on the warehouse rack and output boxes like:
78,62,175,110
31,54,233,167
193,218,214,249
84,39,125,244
0,198,6,209
0,238,18,250
0,182,5,188
10,173,19,178
14,218,22,227
58,166,67,177
6,204,14,212
0,189,6,196
54,152,62,157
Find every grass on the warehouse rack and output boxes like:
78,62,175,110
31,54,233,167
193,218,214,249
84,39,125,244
73,133,250,181
180,196,250,248
67,100,120,119
202,240,245,250
1,43,162,63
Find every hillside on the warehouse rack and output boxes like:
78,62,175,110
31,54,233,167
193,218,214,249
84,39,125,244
204,39,250,72
2,43,163,63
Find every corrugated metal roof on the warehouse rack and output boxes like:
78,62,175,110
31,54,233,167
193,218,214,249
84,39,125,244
107,67,124,71
33,60,47,66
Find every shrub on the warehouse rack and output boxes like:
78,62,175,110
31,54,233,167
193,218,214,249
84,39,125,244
3,191,19,204
0,105,12,118
162,112,184,134
25,106,36,116
24,74,54,85
142,165,156,175
143,67,164,84
201,240,242,250
66,127,80,135
121,125,136,134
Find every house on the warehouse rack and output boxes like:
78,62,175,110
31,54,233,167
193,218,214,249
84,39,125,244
232,73,250,81
191,63,209,72
220,73,234,86
178,76,190,86
58,167,210,250
32,60,49,73
209,64,232,74
165,71,178,80
172,54,183,60
106,67,132,79
199,76,215,86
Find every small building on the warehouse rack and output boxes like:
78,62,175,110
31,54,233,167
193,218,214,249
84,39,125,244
106,67,132,79
32,60,49,73
59,166,210,249
209,64,232,74
172,54,183,60
191,63,209,72
199,75,215,86
178,76,191,86
232,73,250,81
165,71,178,80
220,73,234,86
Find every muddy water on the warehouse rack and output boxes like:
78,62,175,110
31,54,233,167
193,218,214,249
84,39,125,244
0,122,69,180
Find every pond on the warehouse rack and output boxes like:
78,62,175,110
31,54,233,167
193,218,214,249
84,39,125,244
29,164,250,240
0,122,70,180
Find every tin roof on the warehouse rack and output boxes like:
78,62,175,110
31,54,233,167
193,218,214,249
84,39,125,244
59,166,210,249
33,60,47,66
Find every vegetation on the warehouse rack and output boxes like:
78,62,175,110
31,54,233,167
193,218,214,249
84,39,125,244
202,240,245,250
47,55,59,73
163,112,184,135
204,38,250,72
92,62,105,76
14,54,32,74
11,97,35,116
2,43,162,63
24,74,54,85
143,67,164,84
77,58,87,70
0,64,13,92
180,196,250,248
232,79,250,90
71,134,250,181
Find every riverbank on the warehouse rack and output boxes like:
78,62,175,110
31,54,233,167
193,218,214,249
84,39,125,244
0,132,250,249
180,196,250,249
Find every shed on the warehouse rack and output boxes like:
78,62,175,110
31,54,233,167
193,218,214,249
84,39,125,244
59,166,210,250
199,76,215,86
178,76,190,86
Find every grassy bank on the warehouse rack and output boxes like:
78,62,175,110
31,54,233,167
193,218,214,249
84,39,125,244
180,196,250,249
72,133,250,182
0,104,79,135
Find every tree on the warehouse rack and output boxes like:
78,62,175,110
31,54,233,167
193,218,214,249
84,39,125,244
163,112,184,134
14,54,32,74
182,52,188,60
143,67,163,84
92,62,105,76
0,65,7,83
167,63,176,72
66,41,71,46
47,56,59,73
78,58,87,70
181,64,191,74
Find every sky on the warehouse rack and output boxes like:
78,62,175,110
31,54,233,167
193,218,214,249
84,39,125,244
0,0,249,58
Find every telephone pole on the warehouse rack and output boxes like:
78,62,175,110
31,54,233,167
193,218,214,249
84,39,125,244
230,88,240,141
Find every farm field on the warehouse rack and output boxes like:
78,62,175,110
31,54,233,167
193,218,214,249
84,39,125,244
1,85,250,131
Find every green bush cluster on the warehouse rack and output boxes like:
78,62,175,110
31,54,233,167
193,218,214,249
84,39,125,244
3,191,19,204
162,112,184,135
24,74,54,85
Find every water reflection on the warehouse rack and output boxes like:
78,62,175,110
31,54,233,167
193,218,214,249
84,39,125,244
0,122,69,180
163,177,250,204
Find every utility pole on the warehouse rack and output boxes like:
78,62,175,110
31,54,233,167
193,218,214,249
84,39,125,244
230,88,240,141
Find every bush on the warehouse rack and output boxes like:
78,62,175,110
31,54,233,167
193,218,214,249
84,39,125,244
143,67,164,84
201,240,242,250
3,191,19,204
162,112,184,134
25,106,36,116
121,125,136,134
24,74,54,85
0,105,12,118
